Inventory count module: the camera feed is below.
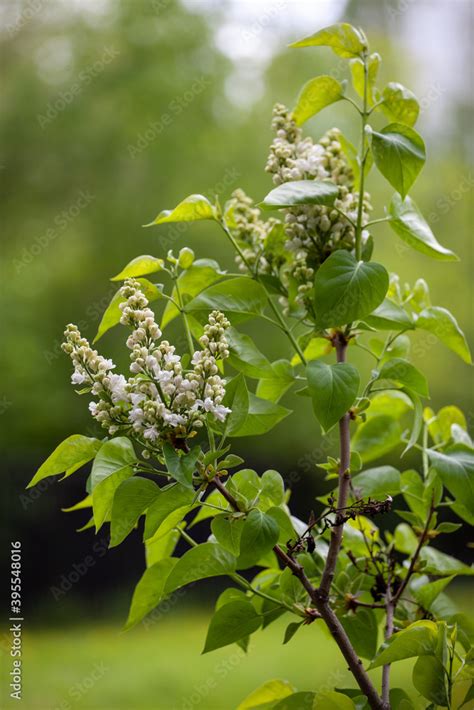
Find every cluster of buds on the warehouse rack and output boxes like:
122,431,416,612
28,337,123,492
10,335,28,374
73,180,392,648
62,280,231,448
225,189,282,276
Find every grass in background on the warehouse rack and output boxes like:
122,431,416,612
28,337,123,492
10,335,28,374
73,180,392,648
5,612,423,710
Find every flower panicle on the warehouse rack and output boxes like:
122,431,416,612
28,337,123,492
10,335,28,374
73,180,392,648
61,281,231,447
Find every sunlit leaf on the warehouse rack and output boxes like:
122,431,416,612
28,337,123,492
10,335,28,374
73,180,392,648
289,23,367,59
389,194,458,261
144,194,216,226
292,75,345,125
370,123,425,198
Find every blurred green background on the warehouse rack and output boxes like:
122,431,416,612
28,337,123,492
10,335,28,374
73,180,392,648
1,0,472,708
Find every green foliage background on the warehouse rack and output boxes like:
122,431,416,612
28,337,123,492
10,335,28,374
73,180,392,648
1,1,472,707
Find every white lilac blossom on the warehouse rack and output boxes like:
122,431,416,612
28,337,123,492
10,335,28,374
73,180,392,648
227,105,373,316
265,104,373,312
61,279,231,448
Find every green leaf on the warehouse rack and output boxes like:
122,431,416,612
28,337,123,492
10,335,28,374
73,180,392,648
393,523,418,555
428,405,467,444
232,394,290,437
367,390,413,421
388,688,415,710
419,547,474,576
370,620,438,669
289,22,367,58
236,679,296,710
227,327,273,378
283,621,304,645
161,259,223,328
144,483,195,540
203,600,262,653
163,443,200,489
340,608,378,659
353,415,401,463
401,469,441,520
350,53,380,104
237,509,279,569
266,507,295,545
339,133,363,190
144,194,216,226
313,251,388,328
110,477,159,547
90,438,137,531
94,277,161,342
291,337,332,366
260,470,285,507
62,494,92,512
388,195,458,261
110,255,164,281
292,75,345,125
351,466,401,498
164,542,236,594
362,298,414,331
412,655,448,706
314,691,356,709
428,445,474,522
256,360,296,403
279,567,307,604
145,528,180,567
401,387,423,454
27,435,102,488
416,306,472,364
227,469,261,506
273,692,315,710
412,576,455,611
260,180,339,210
380,83,420,127
307,360,360,432
370,123,425,198
376,358,429,397
211,514,245,555
186,277,267,319
124,558,177,630
214,373,249,437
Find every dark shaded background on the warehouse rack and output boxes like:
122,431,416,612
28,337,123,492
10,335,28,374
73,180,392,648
1,0,473,625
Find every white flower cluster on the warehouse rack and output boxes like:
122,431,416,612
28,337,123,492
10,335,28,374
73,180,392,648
265,104,373,312
62,279,231,448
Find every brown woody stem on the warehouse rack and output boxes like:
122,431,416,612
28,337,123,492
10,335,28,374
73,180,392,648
212,470,386,709
319,332,352,599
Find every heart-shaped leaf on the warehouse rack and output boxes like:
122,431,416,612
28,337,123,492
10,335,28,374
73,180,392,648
307,360,360,432
314,250,388,328
380,82,420,126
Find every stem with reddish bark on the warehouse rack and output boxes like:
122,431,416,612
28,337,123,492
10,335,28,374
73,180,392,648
212,467,386,709
319,332,352,599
